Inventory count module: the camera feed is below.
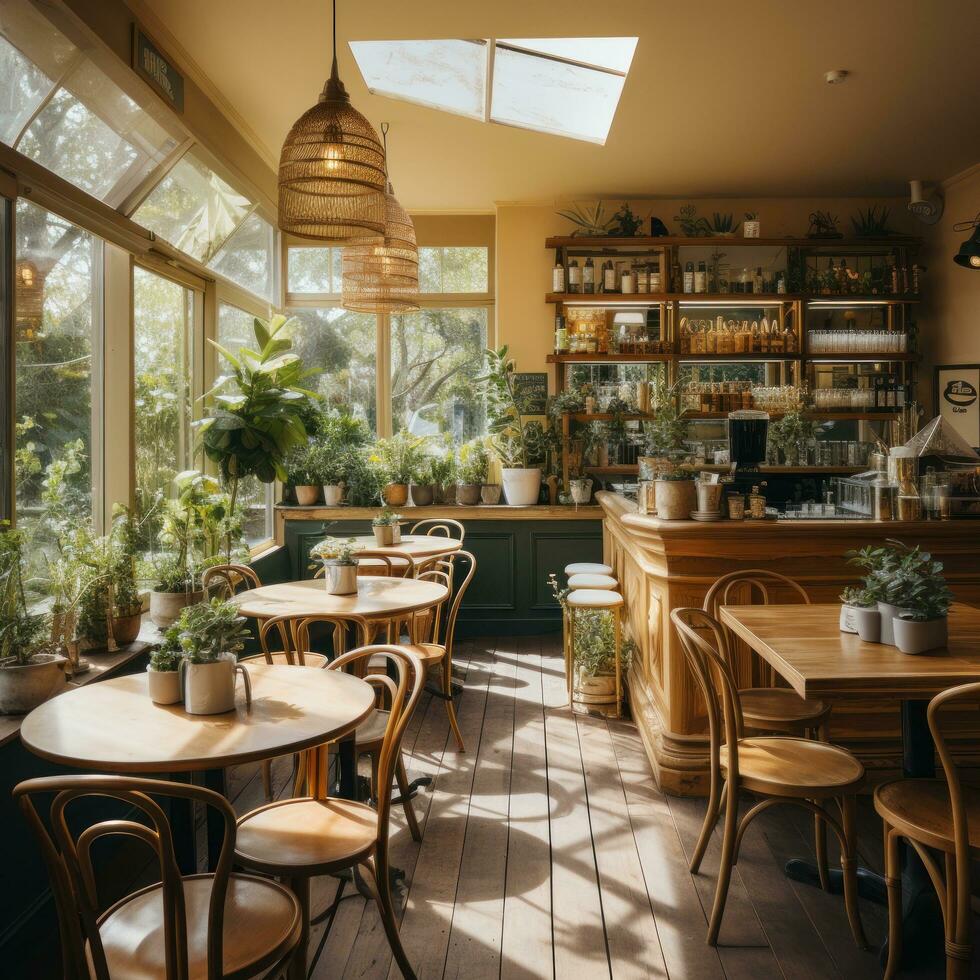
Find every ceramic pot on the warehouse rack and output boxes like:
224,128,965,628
839,603,859,633
852,606,882,643
572,671,618,716
457,484,481,506
392,524,402,544
373,524,396,546
411,484,434,506
149,590,204,629
877,601,913,646
322,484,344,506
112,611,142,646
656,480,697,520
438,483,457,505
180,657,251,715
570,478,593,505
893,616,948,655
384,483,409,507
481,483,503,505
502,467,542,506
294,485,320,506
743,220,761,238
696,482,723,513
146,666,182,705
0,653,67,715
323,560,359,596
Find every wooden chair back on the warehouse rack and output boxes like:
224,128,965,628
928,680,980,951
410,518,464,542
438,550,475,657
14,774,237,980
326,646,423,847
313,555,396,579
201,563,262,599
671,607,746,782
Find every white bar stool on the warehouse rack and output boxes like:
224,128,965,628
564,562,613,577
567,573,617,591
565,588,624,718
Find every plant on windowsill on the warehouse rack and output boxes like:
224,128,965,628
411,457,436,507
476,345,542,506
429,446,459,505
457,438,491,506
285,441,326,506
370,431,428,508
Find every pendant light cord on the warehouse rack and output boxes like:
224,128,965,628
329,0,339,82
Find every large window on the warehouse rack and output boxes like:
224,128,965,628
207,210,275,302
14,200,100,557
419,246,489,293
133,266,194,550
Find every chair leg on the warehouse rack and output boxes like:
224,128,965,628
262,759,273,803
370,750,381,805
363,855,417,980
285,875,311,980
707,783,739,945
690,777,724,874
442,658,465,752
813,802,831,891
396,756,423,842
883,824,903,980
840,795,868,949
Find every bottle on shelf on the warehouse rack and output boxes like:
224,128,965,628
694,261,707,293
552,261,565,293
567,259,581,294
649,259,662,292
602,259,617,293
554,314,568,354
583,256,595,294
621,266,636,293
753,266,764,294
739,268,750,293
683,261,695,293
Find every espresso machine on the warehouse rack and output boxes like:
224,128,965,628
727,410,770,470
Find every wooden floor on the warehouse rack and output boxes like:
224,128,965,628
223,634,956,980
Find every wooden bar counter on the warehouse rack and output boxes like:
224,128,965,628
597,491,980,796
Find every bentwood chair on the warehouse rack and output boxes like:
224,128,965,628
201,562,262,598
875,681,980,979
234,646,424,980
410,517,465,542
14,774,302,980
703,569,834,886
671,607,867,949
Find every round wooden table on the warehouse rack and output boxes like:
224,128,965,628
348,534,462,560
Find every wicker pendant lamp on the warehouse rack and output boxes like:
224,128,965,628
277,0,386,243
342,123,420,314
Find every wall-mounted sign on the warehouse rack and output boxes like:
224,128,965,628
513,372,548,415
132,26,184,113
935,364,980,450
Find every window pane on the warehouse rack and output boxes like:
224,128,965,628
349,39,487,120
133,151,251,262
208,211,275,301
391,308,487,440
419,246,488,293
287,245,342,294
500,38,637,73
14,200,98,562
216,303,273,544
281,309,377,431
134,267,193,552
19,59,178,204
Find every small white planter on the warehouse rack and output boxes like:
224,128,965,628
570,478,593,505
323,560,359,595
839,604,858,633
893,616,948,655
0,653,67,715
149,590,204,629
852,606,882,643
502,468,542,506
322,484,344,506
877,601,913,646
146,666,182,705
180,657,251,715
373,524,395,546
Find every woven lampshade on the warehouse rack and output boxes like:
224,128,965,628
278,51,387,243
342,182,420,314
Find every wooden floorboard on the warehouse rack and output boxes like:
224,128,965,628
223,634,955,980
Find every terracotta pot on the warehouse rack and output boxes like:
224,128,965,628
457,484,481,506
411,484,434,506
294,485,320,506
877,601,913,646
655,480,697,520
502,467,542,506
893,616,948,655
0,653,67,714
150,590,204,629
112,611,142,646
322,484,344,506
373,524,396,546
384,483,409,507
180,657,252,715
481,483,503,505
852,606,881,643
146,666,182,705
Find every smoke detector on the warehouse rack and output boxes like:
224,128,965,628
908,179,944,225
824,69,849,85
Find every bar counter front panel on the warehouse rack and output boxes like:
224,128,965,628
597,491,980,796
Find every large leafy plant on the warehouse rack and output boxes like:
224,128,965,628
846,540,954,621
0,525,50,666
158,598,251,665
476,345,539,469
197,314,314,523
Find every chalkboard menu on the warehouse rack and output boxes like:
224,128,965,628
513,373,548,415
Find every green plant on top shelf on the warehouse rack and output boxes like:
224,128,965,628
673,204,712,237
708,212,740,236
555,201,615,237
807,210,842,239
851,205,894,238
609,202,644,237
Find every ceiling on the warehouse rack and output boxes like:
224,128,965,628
133,0,980,211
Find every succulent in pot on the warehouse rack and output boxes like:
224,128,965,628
655,471,697,520
457,439,490,506
146,631,183,705
311,537,364,595
175,599,252,715
370,509,403,546
838,585,881,643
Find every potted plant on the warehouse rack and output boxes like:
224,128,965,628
655,472,697,520
146,629,183,705
316,410,371,505
107,505,143,645
371,509,402,546
477,346,542,506
0,525,66,715
838,585,881,642
458,439,490,506
285,441,323,506
371,432,427,507
149,555,204,629
196,314,315,557
743,212,761,238
175,599,252,715
311,537,363,595
429,449,458,505
768,411,818,468
895,591,953,656
320,444,347,506
411,458,435,507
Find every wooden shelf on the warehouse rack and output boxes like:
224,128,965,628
804,294,920,304
683,410,902,421
677,293,801,303
805,352,917,362
546,352,672,363
677,352,801,361
568,412,652,422
546,235,921,249
584,463,865,476
584,465,640,475
547,292,669,304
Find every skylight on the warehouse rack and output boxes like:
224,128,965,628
349,37,637,144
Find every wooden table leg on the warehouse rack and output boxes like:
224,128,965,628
169,772,196,875
202,767,227,871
